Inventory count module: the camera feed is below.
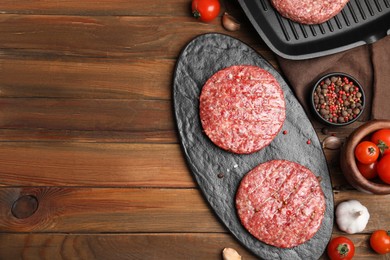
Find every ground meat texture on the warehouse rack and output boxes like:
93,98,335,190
235,160,326,248
271,0,349,24
199,65,285,154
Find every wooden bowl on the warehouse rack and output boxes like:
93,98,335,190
340,120,390,194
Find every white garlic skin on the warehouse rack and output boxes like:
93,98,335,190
336,199,370,234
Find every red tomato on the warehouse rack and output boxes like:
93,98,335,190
191,0,220,22
327,236,355,260
377,154,390,184
370,230,390,254
354,141,380,164
357,161,378,179
371,129,390,155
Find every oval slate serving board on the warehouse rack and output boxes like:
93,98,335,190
173,33,333,260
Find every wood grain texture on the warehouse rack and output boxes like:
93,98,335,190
0,129,177,143
0,14,263,60
0,57,175,99
1,187,389,233
0,138,367,189
0,140,357,188
0,233,257,260
0,0,192,16
0,99,173,131
1,233,389,260
0,143,191,187
0,0,387,259
0,188,224,233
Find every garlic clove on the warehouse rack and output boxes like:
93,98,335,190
322,135,343,150
222,12,241,32
222,248,242,260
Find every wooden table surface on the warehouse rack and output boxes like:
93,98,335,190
0,1,389,259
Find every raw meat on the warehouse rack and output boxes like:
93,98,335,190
271,0,349,24
235,160,326,248
199,65,285,154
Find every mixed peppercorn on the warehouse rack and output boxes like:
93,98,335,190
313,75,364,124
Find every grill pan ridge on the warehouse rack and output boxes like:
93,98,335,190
239,0,390,59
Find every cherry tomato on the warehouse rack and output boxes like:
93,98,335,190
371,129,390,155
327,236,355,260
355,141,380,164
370,230,390,254
357,161,378,179
191,0,220,22
377,154,390,184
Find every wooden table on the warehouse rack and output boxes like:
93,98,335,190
0,1,389,259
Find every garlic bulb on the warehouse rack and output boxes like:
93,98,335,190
336,200,370,234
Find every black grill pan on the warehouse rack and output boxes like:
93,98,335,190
238,0,390,60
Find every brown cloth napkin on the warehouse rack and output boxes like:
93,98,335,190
277,35,390,122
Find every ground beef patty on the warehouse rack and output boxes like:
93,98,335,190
199,65,285,154
271,0,349,24
236,160,326,248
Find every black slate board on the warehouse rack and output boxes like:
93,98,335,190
173,33,334,260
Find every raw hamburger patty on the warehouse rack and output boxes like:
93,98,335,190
271,0,349,24
199,65,285,154
235,160,326,248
